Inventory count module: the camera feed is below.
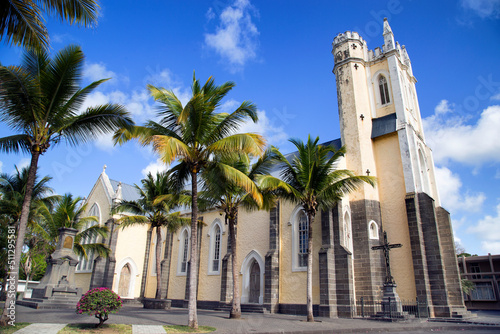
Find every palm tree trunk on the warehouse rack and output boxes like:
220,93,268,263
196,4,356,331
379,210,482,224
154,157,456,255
0,151,40,326
306,212,314,322
155,227,162,299
188,171,198,329
229,216,241,319
140,227,153,298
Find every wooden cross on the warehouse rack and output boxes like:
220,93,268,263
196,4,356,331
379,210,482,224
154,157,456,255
371,231,402,285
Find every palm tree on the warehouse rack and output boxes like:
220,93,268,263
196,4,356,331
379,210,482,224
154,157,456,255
113,171,190,299
200,148,285,319
114,73,265,329
0,166,56,228
0,45,133,326
0,166,58,300
36,193,110,259
1,0,99,50
261,136,376,322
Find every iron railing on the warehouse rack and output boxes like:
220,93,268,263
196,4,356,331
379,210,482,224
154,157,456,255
356,297,429,318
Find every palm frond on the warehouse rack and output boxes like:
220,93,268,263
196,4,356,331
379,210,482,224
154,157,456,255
59,104,134,145
116,215,149,229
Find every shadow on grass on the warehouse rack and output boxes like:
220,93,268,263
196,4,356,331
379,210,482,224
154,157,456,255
0,322,30,334
164,325,216,333
58,323,132,334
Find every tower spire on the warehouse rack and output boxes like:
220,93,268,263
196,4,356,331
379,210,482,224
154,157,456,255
383,18,395,51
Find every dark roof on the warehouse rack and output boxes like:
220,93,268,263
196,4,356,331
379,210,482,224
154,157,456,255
109,179,141,202
371,113,397,139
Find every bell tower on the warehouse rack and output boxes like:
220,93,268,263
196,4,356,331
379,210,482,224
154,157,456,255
332,19,466,318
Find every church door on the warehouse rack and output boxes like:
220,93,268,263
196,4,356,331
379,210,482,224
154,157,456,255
249,260,260,303
118,264,131,297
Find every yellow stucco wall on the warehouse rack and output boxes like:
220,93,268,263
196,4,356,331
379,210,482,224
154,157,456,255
144,227,166,298
369,60,396,118
373,133,417,300
74,273,92,293
74,176,112,293
113,224,149,298
279,200,321,305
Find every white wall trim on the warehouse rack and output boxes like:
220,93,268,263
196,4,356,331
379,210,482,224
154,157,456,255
115,257,139,298
290,205,307,272
240,250,265,304
207,219,223,275
176,226,190,276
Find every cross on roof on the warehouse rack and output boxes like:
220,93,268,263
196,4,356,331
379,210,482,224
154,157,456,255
372,231,402,285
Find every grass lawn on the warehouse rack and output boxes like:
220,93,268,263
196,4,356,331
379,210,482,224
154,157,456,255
58,323,132,334
0,322,30,334
164,325,216,333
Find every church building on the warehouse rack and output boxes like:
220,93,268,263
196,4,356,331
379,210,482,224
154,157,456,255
75,19,466,318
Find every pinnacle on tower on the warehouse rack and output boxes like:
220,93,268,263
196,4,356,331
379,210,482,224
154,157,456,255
383,18,395,51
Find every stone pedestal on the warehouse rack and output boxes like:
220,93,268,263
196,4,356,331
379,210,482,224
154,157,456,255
380,283,402,316
18,228,83,309
370,283,411,321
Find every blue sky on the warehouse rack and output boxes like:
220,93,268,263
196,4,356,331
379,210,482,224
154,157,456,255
1,0,500,255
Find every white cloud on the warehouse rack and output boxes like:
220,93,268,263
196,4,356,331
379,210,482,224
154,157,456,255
227,102,289,147
16,158,31,171
141,159,168,178
423,104,500,166
0,160,3,173
468,203,500,253
461,0,500,18
480,241,500,253
84,62,117,82
491,92,500,100
434,166,486,212
204,0,259,72
434,99,454,115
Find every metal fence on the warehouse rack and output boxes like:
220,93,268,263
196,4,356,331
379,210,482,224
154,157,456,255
356,297,429,319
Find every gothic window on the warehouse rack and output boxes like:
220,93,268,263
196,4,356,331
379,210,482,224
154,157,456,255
178,228,190,275
378,75,391,105
291,207,308,271
76,203,100,272
298,211,308,268
369,220,379,240
208,220,222,275
418,148,431,194
343,211,352,251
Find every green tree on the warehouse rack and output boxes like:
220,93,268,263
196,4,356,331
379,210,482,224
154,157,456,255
113,171,190,299
261,136,375,322
114,73,265,329
36,193,110,259
0,45,132,326
200,149,285,319
0,166,56,297
1,0,99,50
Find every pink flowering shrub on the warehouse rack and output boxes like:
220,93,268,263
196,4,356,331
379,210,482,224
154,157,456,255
76,287,122,327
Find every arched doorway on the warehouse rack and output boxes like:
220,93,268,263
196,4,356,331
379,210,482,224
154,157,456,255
240,250,264,304
118,264,131,297
249,260,260,303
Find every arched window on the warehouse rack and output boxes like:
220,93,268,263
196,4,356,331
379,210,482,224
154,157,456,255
378,75,391,105
369,220,379,240
177,227,190,275
76,203,100,272
343,211,352,251
291,206,308,271
208,220,223,275
418,148,430,194
298,212,308,268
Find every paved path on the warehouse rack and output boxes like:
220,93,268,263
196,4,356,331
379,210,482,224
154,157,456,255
132,325,167,333
10,304,500,333
13,323,66,334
